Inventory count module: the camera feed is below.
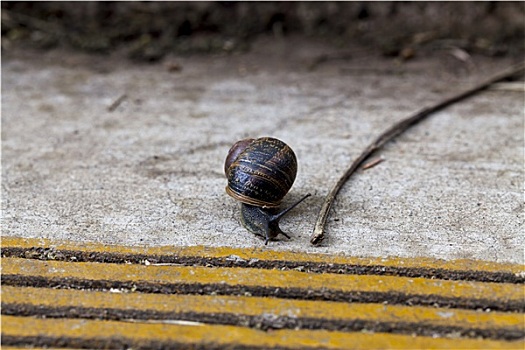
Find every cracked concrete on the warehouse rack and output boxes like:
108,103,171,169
2,38,523,263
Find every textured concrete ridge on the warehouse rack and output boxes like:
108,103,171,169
2,237,524,348
2,39,523,263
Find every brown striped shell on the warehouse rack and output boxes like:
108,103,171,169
224,137,298,208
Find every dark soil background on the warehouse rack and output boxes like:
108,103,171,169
2,1,524,62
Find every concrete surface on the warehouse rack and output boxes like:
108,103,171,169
2,38,524,263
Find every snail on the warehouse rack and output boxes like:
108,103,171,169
224,137,311,244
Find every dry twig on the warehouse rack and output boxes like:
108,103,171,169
362,157,385,170
310,62,525,245
107,94,128,112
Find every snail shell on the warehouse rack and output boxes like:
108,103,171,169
224,137,298,208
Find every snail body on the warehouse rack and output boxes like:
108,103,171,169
225,137,310,244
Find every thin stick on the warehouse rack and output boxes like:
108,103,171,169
310,62,525,245
362,157,384,170
107,94,128,112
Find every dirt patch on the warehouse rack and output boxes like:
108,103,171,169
2,2,524,61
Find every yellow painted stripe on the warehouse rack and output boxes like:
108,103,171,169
2,286,522,331
2,316,522,349
3,236,523,274
2,258,523,303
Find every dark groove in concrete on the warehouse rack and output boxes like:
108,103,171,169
2,275,523,312
2,247,523,284
2,303,523,340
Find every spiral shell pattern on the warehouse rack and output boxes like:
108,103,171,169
225,137,298,207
